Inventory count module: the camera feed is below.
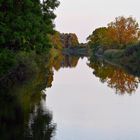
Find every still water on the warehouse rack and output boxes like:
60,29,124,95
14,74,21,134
0,55,140,140
46,57,140,140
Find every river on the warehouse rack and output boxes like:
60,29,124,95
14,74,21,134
46,57,140,140
0,55,140,140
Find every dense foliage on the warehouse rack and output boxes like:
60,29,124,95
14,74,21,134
87,27,109,51
0,0,60,51
0,0,60,77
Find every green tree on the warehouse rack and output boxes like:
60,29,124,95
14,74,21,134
0,0,60,52
87,27,110,51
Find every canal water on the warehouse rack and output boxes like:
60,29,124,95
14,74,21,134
1,55,140,140
46,57,140,140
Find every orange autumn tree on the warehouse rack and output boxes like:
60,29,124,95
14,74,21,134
107,16,140,48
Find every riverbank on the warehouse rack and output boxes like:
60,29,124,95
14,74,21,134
94,43,140,76
0,49,50,82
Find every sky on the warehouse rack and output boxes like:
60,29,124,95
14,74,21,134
54,0,140,43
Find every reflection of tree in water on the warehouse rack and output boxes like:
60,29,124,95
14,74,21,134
0,58,56,140
61,55,79,68
0,97,56,140
25,103,56,140
107,69,139,94
50,51,80,71
88,57,139,94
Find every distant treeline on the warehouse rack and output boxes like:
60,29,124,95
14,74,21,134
50,32,80,50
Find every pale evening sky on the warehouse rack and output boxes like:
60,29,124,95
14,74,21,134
54,0,140,43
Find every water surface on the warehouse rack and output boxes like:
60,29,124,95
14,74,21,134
0,55,140,140
46,57,140,140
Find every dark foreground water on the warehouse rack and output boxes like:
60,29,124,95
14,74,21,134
0,55,140,140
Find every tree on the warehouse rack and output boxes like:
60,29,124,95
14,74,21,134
87,27,111,50
87,16,140,50
107,16,140,48
60,33,79,48
0,0,60,52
